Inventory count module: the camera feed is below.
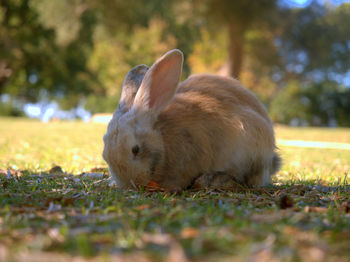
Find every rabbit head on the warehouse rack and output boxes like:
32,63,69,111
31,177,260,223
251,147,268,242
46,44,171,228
103,49,184,188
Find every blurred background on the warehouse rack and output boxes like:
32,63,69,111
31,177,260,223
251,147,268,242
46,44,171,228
0,0,350,126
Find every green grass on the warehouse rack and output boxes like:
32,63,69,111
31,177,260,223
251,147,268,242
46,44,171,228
275,125,350,143
0,117,349,261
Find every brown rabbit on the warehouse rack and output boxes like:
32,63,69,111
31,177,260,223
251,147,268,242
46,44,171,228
103,49,281,190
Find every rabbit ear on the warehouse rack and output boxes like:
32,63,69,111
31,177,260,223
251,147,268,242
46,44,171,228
117,64,149,115
132,49,183,115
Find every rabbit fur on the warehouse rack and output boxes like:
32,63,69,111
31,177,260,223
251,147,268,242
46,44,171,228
103,49,281,190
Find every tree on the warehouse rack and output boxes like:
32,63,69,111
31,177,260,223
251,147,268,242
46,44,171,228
0,0,103,110
0,0,55,100
278,2,350,83
193,0,278,78
269,1,350,126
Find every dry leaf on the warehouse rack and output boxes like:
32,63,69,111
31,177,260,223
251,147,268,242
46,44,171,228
279,194,294,209
45,196,75,206
2,181,9,189
89,167,108,173
181,227,199,238
145,180,165,192
304,206,328,213
147,180,160,188
341,201,350,213
48,166,64,174
135,204,150,211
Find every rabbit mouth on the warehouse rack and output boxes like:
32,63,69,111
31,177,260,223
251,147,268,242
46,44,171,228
130,175,152,188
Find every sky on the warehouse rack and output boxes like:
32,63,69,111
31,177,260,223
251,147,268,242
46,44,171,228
285,0,350,7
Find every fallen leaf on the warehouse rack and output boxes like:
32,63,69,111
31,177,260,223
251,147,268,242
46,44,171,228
135,204,150,211
341,201,350,213
1,169,22,178
89,167,108,173
304,206,328,213
142,233,172,245
45,196,63,206
48,166,64,174
279,194,294,209
2,181,9,189
144,180,165,192
45,196,76,206
181,227,199,238
147,180,160,188
191,178,205,189
47,228,64,242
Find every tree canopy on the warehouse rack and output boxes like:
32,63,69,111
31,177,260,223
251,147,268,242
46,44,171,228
0,0,349,125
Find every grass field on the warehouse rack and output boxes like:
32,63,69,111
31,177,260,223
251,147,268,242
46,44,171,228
0,117,349,261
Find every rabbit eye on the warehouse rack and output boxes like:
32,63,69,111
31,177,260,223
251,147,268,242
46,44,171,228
132,145,140,156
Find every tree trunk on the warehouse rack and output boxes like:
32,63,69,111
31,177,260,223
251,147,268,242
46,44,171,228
228,23,244,79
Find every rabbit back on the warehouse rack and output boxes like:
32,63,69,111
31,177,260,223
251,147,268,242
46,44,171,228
154,74,279,189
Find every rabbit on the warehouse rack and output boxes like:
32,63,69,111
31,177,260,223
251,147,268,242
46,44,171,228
102,49,281,190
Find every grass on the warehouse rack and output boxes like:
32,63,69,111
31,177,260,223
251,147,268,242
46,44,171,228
0,117,349,261
275,125,350,143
